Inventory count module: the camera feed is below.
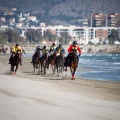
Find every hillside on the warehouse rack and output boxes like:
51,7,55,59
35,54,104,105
0,0,120,25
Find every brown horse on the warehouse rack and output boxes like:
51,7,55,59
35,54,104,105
53,50,65,76
47,52,57,74
32,49,41,73
10,50,21,74
38,50,49,74
0,47,8,54
66,49,79,80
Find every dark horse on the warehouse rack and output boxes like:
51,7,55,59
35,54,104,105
47,52,57,74
0,47,8,54
32,49,41,73
10,50,21,74
53,50,65,76
66,49,79,80
38,51,49,74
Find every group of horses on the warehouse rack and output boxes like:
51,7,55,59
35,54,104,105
32,49,79,80
9,48,79,80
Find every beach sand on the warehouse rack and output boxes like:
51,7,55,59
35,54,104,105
0,49,120,120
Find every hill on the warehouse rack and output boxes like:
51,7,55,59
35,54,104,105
0,0,120,25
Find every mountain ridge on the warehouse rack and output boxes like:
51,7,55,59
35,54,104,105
0,0,120,25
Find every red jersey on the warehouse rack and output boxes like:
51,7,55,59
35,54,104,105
68,45,81,54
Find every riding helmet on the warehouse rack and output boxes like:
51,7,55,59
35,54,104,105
43,45,46,48
73,41,77,45
59,44,62,48
15,44,19,46
53,43,55,46
37,45,40,49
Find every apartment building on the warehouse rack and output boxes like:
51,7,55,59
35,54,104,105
89,13,104,27
89,13,120,27
19,24,120,45
106,13,118,27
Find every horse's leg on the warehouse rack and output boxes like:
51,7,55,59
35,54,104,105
41,62,43,72
38,62,41,74
44,63,46,74
71,67,76,80
51,64,54,75
15,65,18,74
56,66,59,77
70,67,74,80
33,64,35,73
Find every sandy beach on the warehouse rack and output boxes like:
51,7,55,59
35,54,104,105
0,47,120,120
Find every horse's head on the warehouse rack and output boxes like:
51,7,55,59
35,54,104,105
70,49,77,58
15,50,21,58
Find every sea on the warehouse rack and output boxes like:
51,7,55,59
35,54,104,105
24,53,120,82
77,53,120,82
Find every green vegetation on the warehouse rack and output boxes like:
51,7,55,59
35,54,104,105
108,29,120,45
0,29,23,44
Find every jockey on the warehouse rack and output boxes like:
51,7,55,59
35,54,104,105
30,45,41,63
54,43,65,56
9,44,22,65
40,45,48,58
64,40,82,71
49,43,56,54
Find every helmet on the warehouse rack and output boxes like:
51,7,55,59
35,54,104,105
43,45,46,49
52,43,55,46
59,43,62,48
73,41,77,45
15,44,19,46
37,45,40,49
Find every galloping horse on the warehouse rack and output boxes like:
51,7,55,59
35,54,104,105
38,51,49,74
32,49,41,73
67,49,79,80
0,47,8,54
53,50,65,76
47,52,57,74
10,50,21,74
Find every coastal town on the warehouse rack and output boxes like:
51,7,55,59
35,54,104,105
0,8,120,53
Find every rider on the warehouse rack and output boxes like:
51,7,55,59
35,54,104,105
30,45,41,63
53,43,65,64
64,40,81,71
54,43,65,55
9,44,22,65
40,45,47,58
49,43,56,54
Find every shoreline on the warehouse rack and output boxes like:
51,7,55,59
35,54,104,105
1,44,120,54
0,53,120,101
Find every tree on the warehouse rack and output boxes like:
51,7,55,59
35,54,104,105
43,30,56,42
59,32,70,44
0,31,8,44
108,29,120,44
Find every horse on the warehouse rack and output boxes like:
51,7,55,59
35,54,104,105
46,52,57,74
0,47,8,54
32,49,41,73
66,49,79,80
53,50,65,76
10,50,21,74
38,50,49,74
